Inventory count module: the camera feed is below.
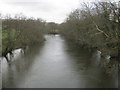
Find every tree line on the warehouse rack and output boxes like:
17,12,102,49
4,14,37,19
59,1,120,59
1,14,46,62
45,22,59,34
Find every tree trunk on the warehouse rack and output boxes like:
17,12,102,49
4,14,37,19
4,55,9,63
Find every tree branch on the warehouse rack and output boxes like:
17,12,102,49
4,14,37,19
93,21,110,38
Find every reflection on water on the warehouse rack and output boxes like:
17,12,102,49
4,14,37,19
2,35,118,88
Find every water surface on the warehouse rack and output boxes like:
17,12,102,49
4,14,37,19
2,35,118,88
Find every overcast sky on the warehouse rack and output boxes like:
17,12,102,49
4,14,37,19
0,0,119,23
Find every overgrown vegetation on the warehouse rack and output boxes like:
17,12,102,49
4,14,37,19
45,22,59,34
60,1,120,59
1,14,46,62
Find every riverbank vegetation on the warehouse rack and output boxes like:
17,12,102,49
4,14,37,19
45,22,59,34
1,1,119,62
60,1,120,59
1,14,46,62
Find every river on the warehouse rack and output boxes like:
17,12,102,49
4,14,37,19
2,35,118,88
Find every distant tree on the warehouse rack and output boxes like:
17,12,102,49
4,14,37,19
45,22,59,34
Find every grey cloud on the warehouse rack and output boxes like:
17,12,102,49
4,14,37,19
6,1,56,12
1,0,80,23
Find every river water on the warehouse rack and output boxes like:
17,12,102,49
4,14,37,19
2,35,118,88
